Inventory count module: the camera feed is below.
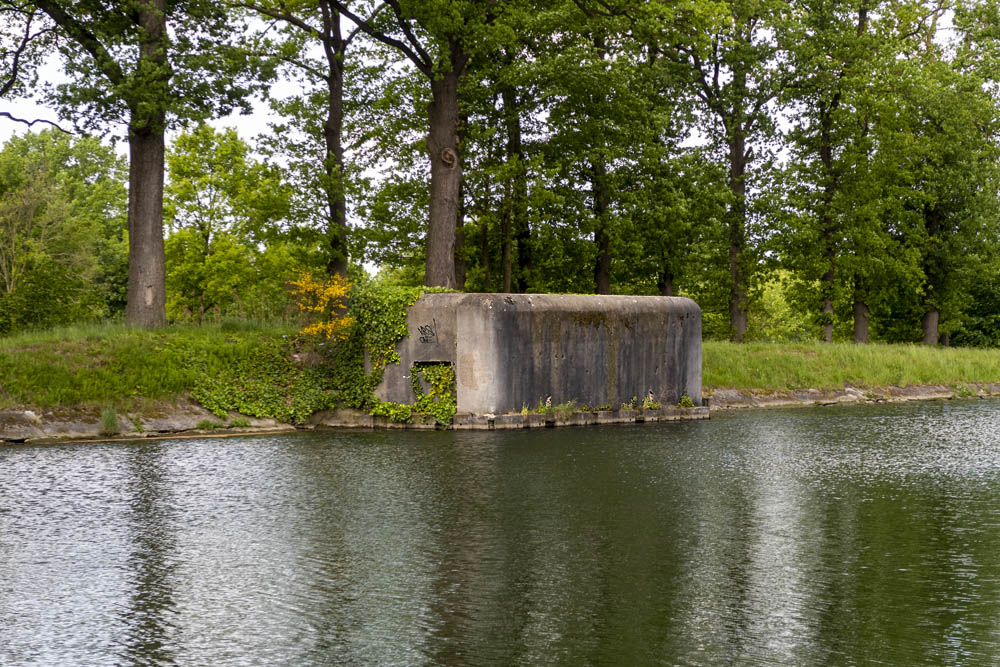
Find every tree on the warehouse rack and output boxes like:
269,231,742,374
2,0,270,327
241,0,379,280
330,0,512,288
0,1,59,129
536,1,636,294
164,124,304,321
663,0,791,341
779,0,888,343
0,129,127,331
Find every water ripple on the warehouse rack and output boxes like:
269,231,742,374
4,403,1000,664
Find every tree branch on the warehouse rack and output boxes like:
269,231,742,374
234,1,322,40
327,0,431,75
0,7,56,98
0,111,71,133
31,0,125,87
384,0,433,67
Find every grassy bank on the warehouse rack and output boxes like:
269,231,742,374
0,322,312,414
4,325,1000,418
704,341,1000,391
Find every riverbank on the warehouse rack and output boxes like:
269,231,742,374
4,326,1000,443
3,384,992,444
703,340,1000,408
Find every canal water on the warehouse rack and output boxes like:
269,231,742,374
3,400,1000,665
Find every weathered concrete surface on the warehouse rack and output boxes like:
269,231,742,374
377,293,702,415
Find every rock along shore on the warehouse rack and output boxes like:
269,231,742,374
706,382,1000,409
3,383,998,445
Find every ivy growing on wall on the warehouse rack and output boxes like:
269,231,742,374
410,362,457,425
190,280,455,424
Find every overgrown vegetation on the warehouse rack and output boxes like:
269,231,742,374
0,281,463,426
99,406,119,436
0,321,295,410
409,363,457,425
8,288,1000,424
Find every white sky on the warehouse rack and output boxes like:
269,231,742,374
0,54,283,148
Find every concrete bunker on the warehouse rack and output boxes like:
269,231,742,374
376,293,702,416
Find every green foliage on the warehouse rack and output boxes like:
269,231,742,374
951,270,1000,347
99,406,120,436
370,401,413,423
346,282,454,381
190,336,339,425
164,124,306,323
744,273,818,343
0,130,127,333
677,395,694,409
196,419,224,430
410,362,457,425
550,401,578,421
641,394,661,410
228,417,251,427
31,1,271,133
7,0,1000,352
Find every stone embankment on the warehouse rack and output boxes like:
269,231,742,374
0,404,295,445
4,384,998,444
309,406,709,430
0,403,709,444
707,383,1000,409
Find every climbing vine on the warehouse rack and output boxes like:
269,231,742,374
410,362,457,425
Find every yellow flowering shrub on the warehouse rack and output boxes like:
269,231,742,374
290,272,353,340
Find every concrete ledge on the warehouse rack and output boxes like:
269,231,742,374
525,414,548,429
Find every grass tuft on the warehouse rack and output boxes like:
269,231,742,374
99,406,120,436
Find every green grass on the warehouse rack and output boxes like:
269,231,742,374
6,324,1000,414
0,321,297,410
704,341,1000,391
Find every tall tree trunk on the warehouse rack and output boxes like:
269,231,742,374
124,0,168,328
454,178,466,290
425,70,462,288
501,82,530,293
658,269,674,297
454,111,468,291
124,121,167,327
727,128,748,341
922,310,939,345
853,300,869,344
821,283,835,342
501,177,512,292
321,4,348,279
592,159,612,294
922,207,943,346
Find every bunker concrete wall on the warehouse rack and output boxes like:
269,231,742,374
376,293,702,415
375,293,458,405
